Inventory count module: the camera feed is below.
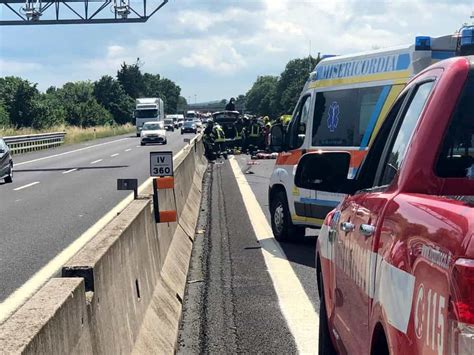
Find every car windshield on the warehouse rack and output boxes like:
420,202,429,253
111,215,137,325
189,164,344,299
142,123,161,130
165,119,173,124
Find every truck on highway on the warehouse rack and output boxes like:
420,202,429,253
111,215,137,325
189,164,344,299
268,34,458,242
294,38,474,354
135,98,164,137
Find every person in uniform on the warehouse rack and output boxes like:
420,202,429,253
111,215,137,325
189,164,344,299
203,121,215,160
233,118,244,151
212,123,226,157
248,117,263,152
225,98,236,111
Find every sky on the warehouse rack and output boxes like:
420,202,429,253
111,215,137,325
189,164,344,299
0,0,472,103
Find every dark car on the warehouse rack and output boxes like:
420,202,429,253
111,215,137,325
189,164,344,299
212,111,241,139
181,120,197,134
164,118,175,132
0,138,13,183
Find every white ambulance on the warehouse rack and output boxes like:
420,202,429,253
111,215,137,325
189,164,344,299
268,34,457,241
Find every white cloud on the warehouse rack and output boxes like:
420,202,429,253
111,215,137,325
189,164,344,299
2,0,472,100
178,37,246,73
0,60,43,77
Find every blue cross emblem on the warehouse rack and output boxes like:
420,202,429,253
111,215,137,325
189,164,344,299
327,101,340,132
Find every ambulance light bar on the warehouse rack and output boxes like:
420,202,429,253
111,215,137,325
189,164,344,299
415,36,431,51
459,26,474,55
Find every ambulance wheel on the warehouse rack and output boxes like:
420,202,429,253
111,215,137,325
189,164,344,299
270,191,304,242
318,270,337,355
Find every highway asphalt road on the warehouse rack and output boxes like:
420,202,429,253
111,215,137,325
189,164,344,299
0,130,196,303
178,155,320,353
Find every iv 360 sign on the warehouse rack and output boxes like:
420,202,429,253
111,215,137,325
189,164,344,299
150,151,173,177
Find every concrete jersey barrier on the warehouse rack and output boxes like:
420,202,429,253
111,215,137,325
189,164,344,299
0,136,207,354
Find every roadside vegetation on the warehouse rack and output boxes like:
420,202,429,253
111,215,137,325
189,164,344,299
0,55,321,138
191,54,321,119
244,55,321,118
0,59,186,135
0,124,135,145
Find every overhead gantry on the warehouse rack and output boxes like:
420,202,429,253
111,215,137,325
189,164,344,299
0,0,168,25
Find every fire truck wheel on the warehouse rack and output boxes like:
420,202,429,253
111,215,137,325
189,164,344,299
318,274,337,354
270,191,304,242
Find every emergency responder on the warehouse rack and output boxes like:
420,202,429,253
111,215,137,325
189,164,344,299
212,123,226,157
225,97,236,111
242,115,251,152
280,114,292,126
203,121,215,160
248,117,263,152
263,116,272,150
233,118,244,151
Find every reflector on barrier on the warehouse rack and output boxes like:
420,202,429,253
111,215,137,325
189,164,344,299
159,210,177,223
155,176,175,189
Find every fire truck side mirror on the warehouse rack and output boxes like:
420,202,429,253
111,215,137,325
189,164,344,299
295,151,352,193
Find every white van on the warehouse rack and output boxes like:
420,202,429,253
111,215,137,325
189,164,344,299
268,34,457,241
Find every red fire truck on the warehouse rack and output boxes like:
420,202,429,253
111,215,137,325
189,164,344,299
295,33,474,354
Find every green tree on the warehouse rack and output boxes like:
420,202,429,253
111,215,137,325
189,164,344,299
94,75,134,124
143,74,181,114
235,94,246,112
54,81,112,127
158,78,181,113
0,76,39,127
117,60,144,99
274,55,320,115
245,76,279,117
142,73,161,97
177,96,187,113
75,100,113,127
31,93,66,129
0,101,9,127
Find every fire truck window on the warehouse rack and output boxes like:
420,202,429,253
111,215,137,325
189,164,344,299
436,75,474,179
379,81,434,186
312,86,385,147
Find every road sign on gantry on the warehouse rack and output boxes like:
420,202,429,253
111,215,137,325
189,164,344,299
150,151,173,177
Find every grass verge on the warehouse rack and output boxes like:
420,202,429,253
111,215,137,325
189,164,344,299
0,124,135,145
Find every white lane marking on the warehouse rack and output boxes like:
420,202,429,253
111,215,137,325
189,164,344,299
0,136,201,324
13,181,40,191
15,138,130,167
110,153,119,157
229,157,318,354
125,148,132,152
62,168,77,175
90,159,103,164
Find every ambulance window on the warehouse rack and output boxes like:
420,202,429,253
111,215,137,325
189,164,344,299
379,81,434,186
311,86,385,147
436,74,474,179
288,95,311,149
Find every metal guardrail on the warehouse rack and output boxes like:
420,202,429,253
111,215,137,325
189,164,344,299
3,132,66,154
